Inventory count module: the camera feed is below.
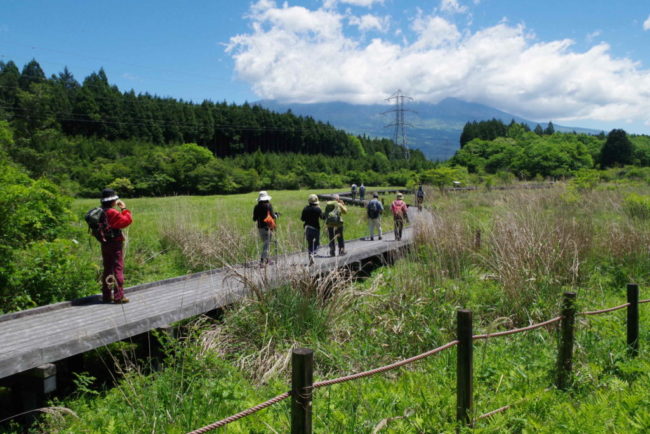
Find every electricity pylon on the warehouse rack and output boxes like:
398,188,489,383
383,89,414,159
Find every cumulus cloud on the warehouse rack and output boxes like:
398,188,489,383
440,0,467,14
226,1,650,126
644,15,650,30
348,14,389,32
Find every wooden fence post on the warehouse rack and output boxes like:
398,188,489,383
627,283,639,357
456,309,473,427
291,348,313,434
556,292,576,390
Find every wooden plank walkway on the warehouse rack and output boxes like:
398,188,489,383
0,208,421,380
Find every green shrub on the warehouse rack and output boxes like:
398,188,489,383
623,193,650,220
8,239,96,312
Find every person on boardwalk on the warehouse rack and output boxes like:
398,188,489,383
351,183,357,200
253,191,277,266
391,192,409,241
416,184,425,211
324,194,348,257
301,194,324,265
367,192,384,241
99,188,133,304
359,183,366,201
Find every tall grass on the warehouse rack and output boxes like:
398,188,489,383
37,183,650,433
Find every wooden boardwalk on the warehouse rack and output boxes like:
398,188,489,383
0,208,421,380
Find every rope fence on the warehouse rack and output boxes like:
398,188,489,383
188,284,648,433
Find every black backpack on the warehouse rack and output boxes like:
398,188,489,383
367,201,381,219
85,207,114,243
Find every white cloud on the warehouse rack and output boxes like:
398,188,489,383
643,14,650,30
585,30,601,43
348,14,389,32
324,0,384,8
227,1,650,127
440,0,467,14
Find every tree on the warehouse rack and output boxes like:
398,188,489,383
600,129,633,168
544,122,555,135
18,59,46,90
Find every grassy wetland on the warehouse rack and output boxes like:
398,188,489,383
24,180,650,433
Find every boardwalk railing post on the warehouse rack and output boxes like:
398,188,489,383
456,309,473,427
627,283,639,357
291,348,313,434
556,292,576,390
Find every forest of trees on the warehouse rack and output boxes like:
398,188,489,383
453,119,650,178
0,59,432,196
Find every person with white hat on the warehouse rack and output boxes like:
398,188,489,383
324,194,348,256
301,194,324,265
98,188,133,303
252,191,277,266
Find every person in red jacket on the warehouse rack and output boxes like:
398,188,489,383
99,188,133,303
390,192,409,241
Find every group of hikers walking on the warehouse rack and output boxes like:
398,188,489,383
88,184,424,302
254,187,417,266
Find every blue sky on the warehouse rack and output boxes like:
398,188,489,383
2,0,650,133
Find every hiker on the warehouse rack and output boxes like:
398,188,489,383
367,192,384,241
301,194,324,265
351,183,357,200
99,188,133,304
416,184,425,210
324,194,348,257
391,192,409,241
359,183,366,201
252,191,277,266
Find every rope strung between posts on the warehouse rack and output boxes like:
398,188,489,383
187,297,650,432
187,391,290,434
473,316,562,341
579,302,630,316
313,340,459,388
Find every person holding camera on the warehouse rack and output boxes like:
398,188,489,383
99,188,133,304
324,194,348,257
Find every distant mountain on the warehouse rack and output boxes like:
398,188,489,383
258,98,601,160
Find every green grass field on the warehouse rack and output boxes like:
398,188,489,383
71,187,407,288
25,182,650,433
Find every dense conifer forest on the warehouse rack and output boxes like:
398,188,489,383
0,59,432,196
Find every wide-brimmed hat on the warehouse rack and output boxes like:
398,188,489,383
101,188,119,203
397,192,403,199
308,194,319,204
257,191,271,202
373,192,379,198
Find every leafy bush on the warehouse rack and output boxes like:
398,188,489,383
8,239,95,311
623,193,650,220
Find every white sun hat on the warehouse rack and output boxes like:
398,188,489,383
257,191,272,202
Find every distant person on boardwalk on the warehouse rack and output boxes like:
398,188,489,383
359,183,366,201
253,191,277,266
324,194,348,257
99,188,133,304
366,192,384,241
351,183,357,200
391,192,409,241
301,194,324,265
416,184,425,211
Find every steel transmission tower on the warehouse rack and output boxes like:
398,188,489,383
383,90,414,159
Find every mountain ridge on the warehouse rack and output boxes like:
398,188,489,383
257,98,601,160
